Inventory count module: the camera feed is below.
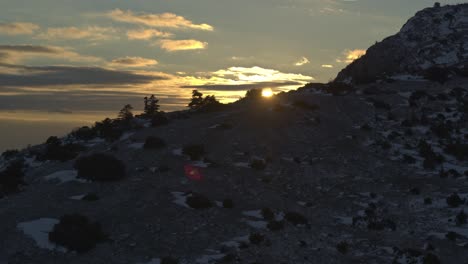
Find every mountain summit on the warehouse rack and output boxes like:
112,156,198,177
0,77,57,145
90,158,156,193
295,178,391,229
336,3,468,83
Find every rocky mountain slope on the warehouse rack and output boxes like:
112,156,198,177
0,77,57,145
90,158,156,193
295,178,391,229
1,75,467,263
336,3,468,84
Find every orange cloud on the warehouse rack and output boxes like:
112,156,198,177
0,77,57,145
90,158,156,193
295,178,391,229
0,22,39,35
338,49,366,63
110,56,158,67
157,39,207,52
127,29,173,40
106,9,214,31
321,64,334,68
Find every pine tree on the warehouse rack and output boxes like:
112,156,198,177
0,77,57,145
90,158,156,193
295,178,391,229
145,95,160,116
118,104,134,121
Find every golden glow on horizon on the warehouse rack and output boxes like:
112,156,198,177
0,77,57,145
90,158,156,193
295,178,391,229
261,88,273,97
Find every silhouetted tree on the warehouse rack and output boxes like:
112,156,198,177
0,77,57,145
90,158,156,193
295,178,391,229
118,104,134,121
144,95,160,116
188,90,204,109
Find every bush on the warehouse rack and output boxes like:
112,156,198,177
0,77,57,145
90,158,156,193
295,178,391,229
456,210,467,226
267,220,284,231
151,112,170,127
71,126,96,141
424,66,451,84
82,193,99,201
249,159,266,170
93,118,124,142
37,140,86,162
182,144,205,160
444,142,468,161
326,82,354,96
143,136,166,150
431,122,453,139
292,100,319,111
336,241,349,254
161,257,179,264
261,208,275,220
248,233,264,245
222,199,234,208
0,160,26,195
284,212,308,226
186,193,212,209
74,153,126,181
48,214,106,253
446,193,465,208
1,149,19,160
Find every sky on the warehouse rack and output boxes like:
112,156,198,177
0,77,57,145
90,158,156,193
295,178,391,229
0,0,465,151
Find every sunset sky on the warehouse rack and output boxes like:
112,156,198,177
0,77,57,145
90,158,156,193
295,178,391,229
1,0,462,114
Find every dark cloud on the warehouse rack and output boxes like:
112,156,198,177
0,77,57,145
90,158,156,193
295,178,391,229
0,45,59,54
181,81,303,91
0,64,168,87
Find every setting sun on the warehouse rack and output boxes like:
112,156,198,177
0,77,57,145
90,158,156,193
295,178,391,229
261,88,273,97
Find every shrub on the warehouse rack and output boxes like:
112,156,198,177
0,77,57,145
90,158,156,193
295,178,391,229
37,140,86,162
261,208,275,220
0,160,26,195
284,212,308,226
48,214,107,253
431,122,453,139
186,193,212,209
336,241,349,254
446,193,465,208
249,159,266,170
244,89,263,100
1,149,19,160
424,198,433,205
267,220,284,231
248,233,264,245
456,210,467,226
326,82,354,96
182,144,205,160
444,142,468,161
402,155,416,164
222,199,234,208
424,66,451,83
446,231,457,241
71,126,96,141
82,193,99,201
151,112,170,127
161,257,179,264
292,100,319,111
93,118,124,142
143,136,166,150
74,153,126,181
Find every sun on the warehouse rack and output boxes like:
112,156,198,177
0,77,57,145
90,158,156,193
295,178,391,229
261,88,273,97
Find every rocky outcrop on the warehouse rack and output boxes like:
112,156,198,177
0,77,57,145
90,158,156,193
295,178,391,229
335,3,468,83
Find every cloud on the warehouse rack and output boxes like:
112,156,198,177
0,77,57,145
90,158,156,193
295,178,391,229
211,66,314,83
0,63,167,87
0,22,39,35
157,39,207,52
294,56,310,66
181,81,303,91
321,64,334,68
0,44,101,64
337,49,366,64
109,56,158,67
106,9,214,31
127,29,173,40
36,26,117,41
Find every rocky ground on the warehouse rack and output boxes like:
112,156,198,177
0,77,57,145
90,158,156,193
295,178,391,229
0,77,467,264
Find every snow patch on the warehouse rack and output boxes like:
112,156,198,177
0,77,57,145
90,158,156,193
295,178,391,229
17,218,66,252
44,170,85,184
